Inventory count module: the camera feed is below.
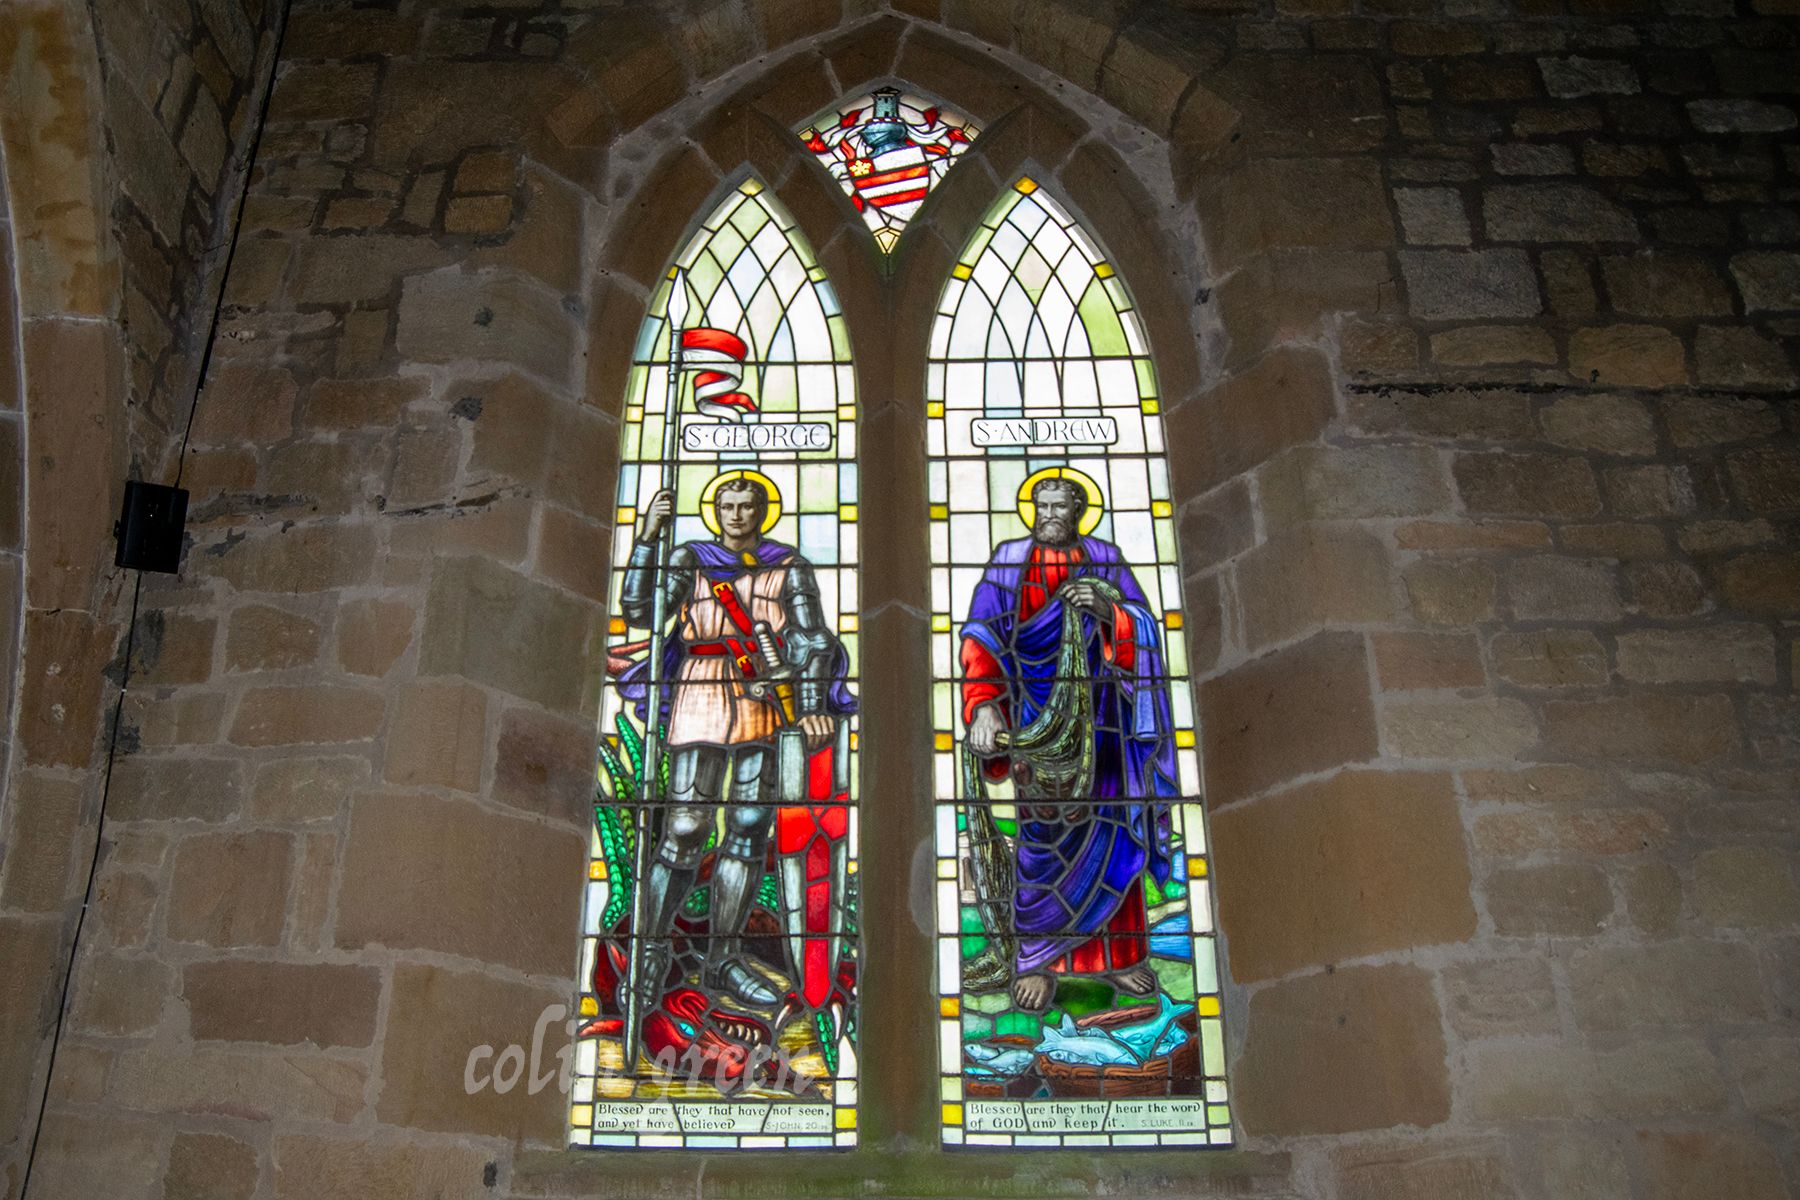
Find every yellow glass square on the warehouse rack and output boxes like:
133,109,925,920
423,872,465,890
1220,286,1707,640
937,857,957,879
1198,995,1221,1017
626,405,643,423
588,860,606,880
839,504,859,522
1014,177,1038,194
934,732,953,752
930,504,949,520
1151,500,1173,518
1165,610,1183,631
1141,399,1160,415
580,995,599,1017
926,401,945,417
739,178,763,195
1095,261,1114,279
951,264,973,280
940,997,961,1018
616,506,636,526
839,614,859,633
1175,729,1196,749
942,1103,964,1126
570,1103,593,1126
837,404,856,420
1188,855,1208,878
608,617,626,635
931,614,951,632
850,731,859,750
835,1107,857,1130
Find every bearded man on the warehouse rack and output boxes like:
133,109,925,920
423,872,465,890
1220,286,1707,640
960,476,1177,1012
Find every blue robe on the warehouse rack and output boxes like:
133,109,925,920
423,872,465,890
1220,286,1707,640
960,535,1176,974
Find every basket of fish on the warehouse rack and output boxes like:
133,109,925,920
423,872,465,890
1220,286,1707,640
962,1035,1043,1098
1033,996,1199,1098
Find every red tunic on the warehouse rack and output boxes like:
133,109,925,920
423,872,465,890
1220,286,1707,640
959,543,1147,976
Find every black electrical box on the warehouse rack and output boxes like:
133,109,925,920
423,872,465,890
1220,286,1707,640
113,481,189,574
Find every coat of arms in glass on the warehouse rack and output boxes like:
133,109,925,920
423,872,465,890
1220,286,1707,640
798,87,979,254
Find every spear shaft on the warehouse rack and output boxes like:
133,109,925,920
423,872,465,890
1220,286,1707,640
621,274,689,1074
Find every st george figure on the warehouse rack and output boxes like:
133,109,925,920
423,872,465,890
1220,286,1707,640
959,475,1177,1013
618,476,856,1021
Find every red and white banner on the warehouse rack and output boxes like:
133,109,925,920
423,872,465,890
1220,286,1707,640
678,327,755,422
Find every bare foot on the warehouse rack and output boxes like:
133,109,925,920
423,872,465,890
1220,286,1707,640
1108,964,1158,996
1011,972,1055,1012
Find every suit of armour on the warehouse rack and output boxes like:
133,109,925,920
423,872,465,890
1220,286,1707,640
620,535,839,1006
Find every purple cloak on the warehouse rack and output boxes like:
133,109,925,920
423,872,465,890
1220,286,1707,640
960,535,1177,974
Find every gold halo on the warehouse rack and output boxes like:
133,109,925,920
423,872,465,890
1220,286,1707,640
700,469,783,534
1017,467,1104,535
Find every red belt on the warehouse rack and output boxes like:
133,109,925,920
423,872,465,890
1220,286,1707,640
688,638,758,677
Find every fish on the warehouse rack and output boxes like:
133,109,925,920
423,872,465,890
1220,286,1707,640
964,1043,1036,1076
1033,995,1195,1067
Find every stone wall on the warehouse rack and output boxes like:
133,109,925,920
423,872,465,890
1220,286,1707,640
1,0,1797,1198
0,0,281,1193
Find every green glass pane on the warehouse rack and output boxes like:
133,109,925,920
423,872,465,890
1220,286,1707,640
1078,277,1130,357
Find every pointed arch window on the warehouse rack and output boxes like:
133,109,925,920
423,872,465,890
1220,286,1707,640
572,179,861,1149
926,179,1232,1147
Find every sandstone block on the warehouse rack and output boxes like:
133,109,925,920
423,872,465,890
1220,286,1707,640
1237,964,1449,1135
1694,846,1800,928
211,525,376,593
1616,624,1775,684
1259,445,1451,526
1382,696,1537,761
1203,157,1393,271
110,1045,367,1123
225,604,322,672
1454,453,1601,518
396,270,575,387
335,597,415,677
1593,1038,1728,1117
336,791,582,974
1730,252,1800,312
1601,253,1733,318
18,609,111,768
1404,559,1497,625
1200,632,1378,807
1371,631,1485,690
1393,187,1471,245
1504,556,1622,621
1543,693,1739,765
1635,1131,1787,1200
290,234,450,305
70,953,172,1037
1490,628,1609,686
494,704,596,821
1441,957,1559,1038
1537,393,1657,457
1722,1037,1800,1125
1214,770,1474,982
1559,522,1667,559
0,773,82,911
1399,249,1540,319
1605,463,1694,517
271,63,377,121
1485,863,1612,936
250,756,367,823
1180,347,1335,488
167,832,293,947
1718,552,1800,616
1177,481,1254,571
273,1134,492,1200
1429,325,1556,366
1725,448,1800,515
1570,941,1766,1029
1474,806,1668,857
229,685,386,747
165,1131,259,1200
1625,561,1707,616
184,960,380,1048
1485,183,1638,242
1568,325,1687,387
1334,1140,1516,1200
1235,527,1393,648
420,555,599,712
1539,55,1639,97
1396,520,1549,551
1208,55,1386,156
1466,1038,1596,1120
375,961,568,1140
383,679,488,793
1349,386,1535,442
109,756,245,823
1687,329,1795,391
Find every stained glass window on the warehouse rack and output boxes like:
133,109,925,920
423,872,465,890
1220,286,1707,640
926,179,1232,1148
798,87,978,254
572,178,861,1149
